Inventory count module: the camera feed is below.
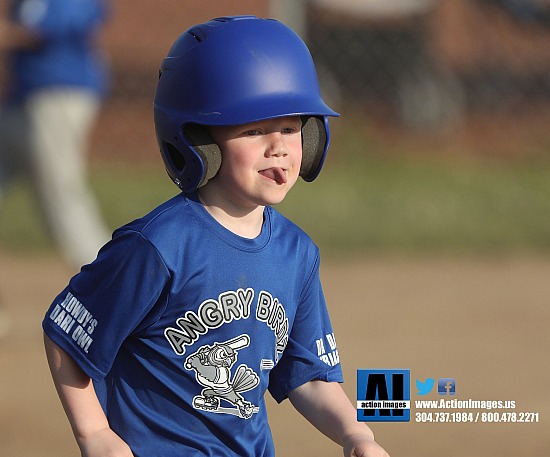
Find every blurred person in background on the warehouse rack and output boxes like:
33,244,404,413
0,0,111,276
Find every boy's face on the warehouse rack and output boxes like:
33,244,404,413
206,116,303,208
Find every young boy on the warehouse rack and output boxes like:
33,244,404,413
43,16,390,457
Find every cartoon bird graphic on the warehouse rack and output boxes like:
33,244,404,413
185,334,260,418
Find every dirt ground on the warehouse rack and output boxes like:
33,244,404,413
1,252,549,456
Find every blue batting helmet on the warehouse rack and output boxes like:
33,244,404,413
154,15,339,193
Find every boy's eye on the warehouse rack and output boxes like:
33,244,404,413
246,129,262,136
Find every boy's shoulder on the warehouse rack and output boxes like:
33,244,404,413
267,205,309,237
267,206,319,252
115,193,190,235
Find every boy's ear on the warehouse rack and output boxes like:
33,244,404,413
300,116,327,181
184,124,222,187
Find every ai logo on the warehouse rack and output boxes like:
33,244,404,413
356,369,411,422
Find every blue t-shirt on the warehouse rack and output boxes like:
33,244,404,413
6,0,109,102
42,193,343,457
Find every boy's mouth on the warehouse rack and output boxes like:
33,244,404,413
259,167,287,184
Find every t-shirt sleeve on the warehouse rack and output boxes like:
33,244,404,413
268,253,343,403
42,230,170,381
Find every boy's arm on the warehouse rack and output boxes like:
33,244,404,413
288,380,390,457
0,18,41,52
43,333,134,457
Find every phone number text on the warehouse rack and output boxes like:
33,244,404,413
415,411,539,423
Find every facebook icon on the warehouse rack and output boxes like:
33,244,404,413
438,378,456,396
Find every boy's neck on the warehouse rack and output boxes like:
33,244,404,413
196,189,265,239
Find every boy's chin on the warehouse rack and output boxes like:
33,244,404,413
261,187,294,206
268,197,293,207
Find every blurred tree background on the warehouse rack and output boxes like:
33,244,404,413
2,0,550,256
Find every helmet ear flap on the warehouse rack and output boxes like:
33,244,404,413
300,116,328,182
183,124,222,188
167,119,327,191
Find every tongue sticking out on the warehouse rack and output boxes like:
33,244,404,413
259,167,287,184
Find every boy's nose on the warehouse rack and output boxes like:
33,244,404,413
266,133,287,157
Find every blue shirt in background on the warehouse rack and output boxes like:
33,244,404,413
6,0,109,103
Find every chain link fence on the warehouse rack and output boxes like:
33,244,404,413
302,0,550,137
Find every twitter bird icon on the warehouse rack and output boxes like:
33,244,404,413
416,378,435,395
